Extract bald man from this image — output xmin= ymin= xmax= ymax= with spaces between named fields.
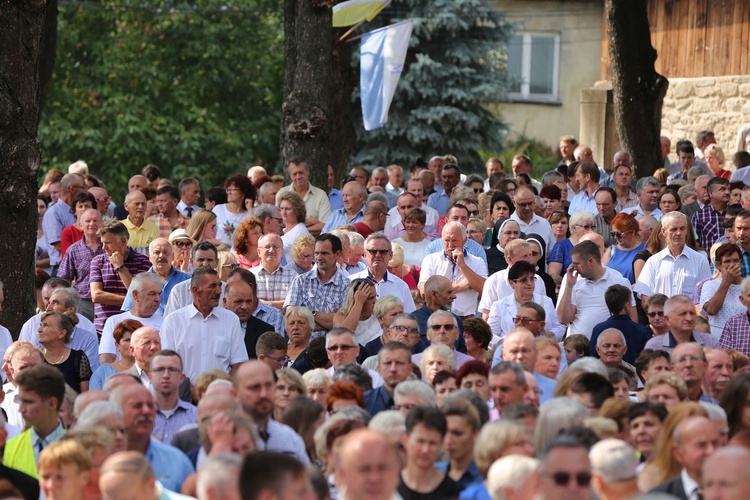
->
xmin=702 ymin=446 xmax=750 ymax=500
xmin=336 ymin=429 xmax=401 ymax=500
xmin=113 ymin=175 xmax=149 ymax=220
xmin=123 ymin=190 xmax=159 ymax=255
xmin=492 ymin=328 xmax=556 ymax=404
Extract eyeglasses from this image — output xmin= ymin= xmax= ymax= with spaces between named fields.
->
xmin=366 ymin=249 xmax=390 ymax=256
xmin=225 ymin=188 xmax=240 ymax=193
xmin=646 ymin=311 xmax=664 ymax=318
xmin=326 ymin=344 xmax=358 ymax=352
xmin=511 ymin=277 xmax=536 ymax=285
xmin=151 ymin=367 xmax=181 ymax=375
xmin=429 ymin=324 xmax=456 ymax=332
xmin=173 ymin=241 xmax=193 ymax=248
xmin=264 ymin=354 xmax=290 ymax=365
xmin=542 ymin=471 xmax=592 ymax=487
xmin=222 ymin=263 xmax=241 ymax=270
xmin=271 ymin=217 xmax=284 ymax=224
xmin=468 ymin=210 xmax=479 ymax=217
xmin=391 ymin=325 xmax=419 ymax=335
xmin=513 ymin=316 xmax=542 ymax=324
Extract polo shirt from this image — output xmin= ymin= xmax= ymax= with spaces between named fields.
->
xmin=633 ymin=245 xmax=711 ymax=301
xmin=99 ymin=310 xmax=164 ymax=358
xmin=89 ymin=248 xmax=151 ymax=331
xmin=160 ymin=305 xmax=249 ymax=380
xmin=42 ymin=198 xmax=76 ymax=266
xmin=121 ymin=266 xmax=191 ymax=316
xmin=122 ymin=217 xmax=160 ymax=255
xmin=321 ymin=207 xmax=365 ymax=233
xmin=427 ymin=189 xmax=452 ymax=215
xmin=419 ymin=250 xmax=488 ymax=316
xmin=145 ymin=438 xmax=195 ymax=493
xmin=348 ymin=270 xmax=416 ymax=313
xmin=643 ymin=331 xmax=718 ymax=354
xmin=276 ymin=183 xmax=332 ymax=223
xmin=510 ymin=213 xmax=555 ymax=256
xmin=566 ymin=267 xmax=633 ymax=339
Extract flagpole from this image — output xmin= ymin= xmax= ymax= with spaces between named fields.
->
xmin=339 ymin=19 xmax=366 ymax=42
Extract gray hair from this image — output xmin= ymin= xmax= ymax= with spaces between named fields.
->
xmin=442 ymin=221 xmax=467 ymax=238
xmin=661 ymin=210 xmax=687 ymax=230
xmin=589 ymin=438 xmax=639 ymax=483
xmin=258 ymin=181 xmax=276 ymax=196
xmin=302 ymin=368 xmax=332 ymax=388
xmin=368 ymin=410 xmax=406 ymax=434
xmin=663 ymin=294 xmax=693 ymax=316
xmin=334 ymin=405 xmax=372 ymax=423
xmin=541 ymin=170 xmax=564 ymax=185
xmin=364 ymin=232 xmax=392 ymax=250
xmin=420 ymin=344 xmax=457 ymax=374
xmin=394 ymin=380 xmax=436 ymax=407
xmin=741 ymin=276 xmax=750 ymax=295
xmin=129 ymin=272 xmax=163 ymax=295
xmin=487 ymin=456 xmax=539 ymax=500
xmin=253 ymin=203 xmax=280 ymax=221
xmin=325 ymin=327 xmax=356 ymax=348
xmin=50 ymin=287 xmax=82 ymax=311
xmin=427 ymin=310 xmax=458 ymax=329
xmin=348 ymin=232 xmax=365 ymax=248
xmin=285 ymin=306 xmax=315 ymax=331
xmin=570 ymin=357 xmax=609 ymax=378
xmin=197 ymin=453 xmax=243 ymax=499
xmin=390 ymin=313 xmax=418 ymax=328
xmin=699 ymin=402 xmax=728 ymax=427
xmin=596 ymin=328 xmax=627 ymax=348
xmin=612 ymin=150 xmax=631 ymax=164
xmin=490 ymin=361 xmax=527 ymax=386
xmin=75 ymin=401 xmax=124 ymax=430
xmin=534 ymin=397 xmax=589 ymax=455
xmin=635 ymin=176 xmax=660 ymax=193
xmin=367 ymin=192 xmax=389 ymax=206
xmin=570 ymin=210 xmax=595 ymax=229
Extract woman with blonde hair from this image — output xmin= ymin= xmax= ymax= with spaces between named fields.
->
xmin=534 ymin=337 xmax=562 ymax=380
xmin=285 ymin=306 xmax=314 ymax=364
xmin=333 ymin=279 xmax=381 ymax=345
xmin=638 ymin=402 xmax=708 ymax=491
xmin=644 ymin=371 xmax=688 ymax=408
xmin=217 ymin=250 xmax=238 ymax=281
xmin=232 ymin=216 xmax=263 ymax=269
xmin=386 ymin=243 xmax=419 ymax=290
xmin=38 ymin=439 xmax=92 ymax=500
xmin=420 ymin=344 xmax=456 ymax=384
xmin=704 ymin=143 xmax=731 ymax=178
xmin=186 ymin=209 xmax=227 ymax=250
xmin=38 ymin=311 xmax=91 ymax=392
xmin=279 ymin=191 xmax=309 ymax=263
xmin=273 ymin=368 xmax=306 ymax=421
xmin=286 ymin=234 xmax=315 ymax=274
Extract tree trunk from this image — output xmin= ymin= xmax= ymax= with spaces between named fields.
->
xmin=280 ymin=0 xmax=335 ymax=190
xmin=0 ymin=0 xmax=52 ymax=336
xmin=329 ymin=32 xmax=357 ymax=187
xmin=606 ymin=0 xmax=668 ymax=178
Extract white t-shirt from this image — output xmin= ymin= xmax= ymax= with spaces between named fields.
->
xmin=212 ymin=204 xmax=249 ymax=248
xmin=99 ymin=311 xmax=164 ymax=358
xmin=281 ymin=222 xmax=310 ymax=263
xmin=392 ymin=238 xmax=431 ymax=267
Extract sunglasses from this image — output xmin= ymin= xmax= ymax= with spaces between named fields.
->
xmin=366 ymin=249 xmax=390 ymax=256
xmin=542 ymin=471 xmax=592 ymax=487
xmin=174 ymin=241 xmax=193 ymax=248
xmin=610 ymin=231 xmax=630 ymax=238
xmin=429 ymin=324 xmax=456 ymax=332
xmin=647 ymin=311 xmax=664 ymax=318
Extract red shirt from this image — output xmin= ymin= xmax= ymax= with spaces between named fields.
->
xmin=353 ymin=222 xmax=375 ymax=238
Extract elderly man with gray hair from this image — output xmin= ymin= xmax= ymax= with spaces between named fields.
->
xmin=630 ymin=176 xmax=662 ymax=219
xmin=419 ymin=221 xmax=488 ymax=318
xmin=412 ymin=310 xmax=473 ymax=369
xmin=393 ymin=380 xmax=436 ymax=414
xmin=589 ymin=439 xmax=640 ymax=500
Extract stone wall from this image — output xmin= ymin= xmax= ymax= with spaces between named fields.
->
xmin=661 ymin=75 xmax=750 ymax=154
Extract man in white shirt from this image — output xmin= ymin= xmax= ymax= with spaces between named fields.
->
xmin=479 ymin=239 xmax=546 ymax=319
xmin=557 ymin=240 xmax=634 ymax=339
xmin=385 ymin=188 xmax=439 ymax=241
xmin=348 ymin=233 xmax=416 ymax=313
xmin=164 ymin=242 xmax=226 ymax=316
xmin=160 ymin=268 xmax=248 ymax=384
xmin=99 ymin=272 xmax=164 ymax=364
xmin=634 ymin=211 xmax=711 ymax=304
xmin=510 ymin=186 xmax=555 ymax=253
xmin=419 ymin=222 xmax=487 ymax=318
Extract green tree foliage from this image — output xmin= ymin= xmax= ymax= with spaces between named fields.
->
xmin=352 ymin=0 xmax=512 ymax=171
xmin=39 ymin=0 xmax=284 ymax=199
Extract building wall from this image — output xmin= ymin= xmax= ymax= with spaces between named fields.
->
xmin=492 ymin=0 xmax=603 ymax=149
xmin=660 ymin=75 xmax=750 ymax=154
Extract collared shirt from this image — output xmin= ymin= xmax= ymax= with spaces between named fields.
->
xmin=345 ymin=261 xmax=367 ymax=275
xmin=633 ymin=245 xmax=711 ymax=301
xmin=283 ymin=269 xmax=350 ymax=336
xmin=740 ymin=244 xmax=750 ymax=277
xmin=329 ymin=188 xmax=343 ymax=211
xmin=412 ymin=349 xmax=474 ymax=370
xmin=427 ymin=189 xmax=452 ymax=215
xmin=99 ymin=310 xmax=164 ymax=358
xmin=19 ymin=313 xmax=100 ymax=372
xmin=121 ymin=266 xmax=191 ymax=316
xmin=643 ymin=331 xmax=718 ymax=354
xmin=284 ymin=261 xmax=309 ymax=276
xmin=681 ymin=468 xmax=701 ymax=500
xmin=256 ymin=419 xmax=311 ymax=465
xmin=321 ymin=207 xmax=365 ymax=233
xmin=419 ymin=250 xmax=488 ymax=316
xmin=568 ymin=188 xmax=598 ymax=215
xmin=250 ymin=264 xmax=297 ymax=303
xmin=90 ymin=248 xmax=152 ymax=331
xmin=42 ymin=199 xmax=76 ymax=266
xmin=176 ymin=201 xmax=200 ymax=218
xmin=510 ymin=213 xmax=555 ymax=256
xmin=160 ymin=305 xmax=249 ymax=380
xmin=149 ymin=212 xmax=189 ymax=239
xmin=424 ymin=238 xmax=489 ymax=266
xmin=348 ymin=270 xmax=416 ymax=313
xmin=692 ymin=203 xmax=725 ymax=250
xmin=593 ymin=214 xmax=616 ymax=247
xmin=488 ymin=293 xmax=565 ymax=340
xmin=478 ymin=270 xmax=546 ymax=314
xmin=145 ymin=438 xmax=195 ymax=493
xmin=276 ymin=183 xmax=332 ymax=223
xmin=719 ymin=311 xmax=750 ymax=357
xmin=1 ymin=383 xmax=22 ymax=428
xmin=567 ymin=267 xmax=634 ymax=339
xmin=629 ymin=204 xmax=663 ymax=220
xmin=434 ymin=461 xmax=482 ymax=490
xmin=616 ymin=191 xmax=639 ymax=212
xmin=364 ymin=386 xmax=394 ymax=417
xmin=57 ymin=238 xmax=105 ymax=299
xmin=153 ymin=399 xmax=198 ymax=446
xmin=384 ymin=204 xmax=440 ymax=241
xmin=31 ymin=422 xmax=65 ymax=464
xmin=164 ymin=279 xmax=227 ymax=317
xmin=134 ymin=364 xmax=154 ymax=392
xmin=122 ymin=217 xmax=160 ymax=255
xmin=253 ymin=301 xmax=285 ymax=335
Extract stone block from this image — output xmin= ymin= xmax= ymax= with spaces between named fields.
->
xmin=695 ymin=86 xmax=716 ymax=98
xmin=694 ymin=78 xmax=716 ymax=87
xmin=693 ymin=98 xmax=719 ymax=114
xmin=719 ymin=83 xmax=739 ymax=97
xmin=739 ymin=83 xmax=750 ymax=95
xmin=672 ymin=84 xmax=693 ymax=99
xmin=725 ymin=98 xmax=744 ymax=112
xmin=673 ymin=98 xmax=691 ymax=111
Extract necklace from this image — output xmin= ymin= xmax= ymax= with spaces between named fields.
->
xmin=44 ymin=348 xmax=68 ymax=365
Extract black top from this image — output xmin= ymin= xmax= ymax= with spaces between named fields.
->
xmin=398 ymin=474 xmax=462 ymax=500
xmin=486 ymin=246 xmax=508 ymax=275
xmin=0 ymin=463 xmax=40 ymax=499
xmin=47 ymin=349 xmax=91 ymax=393
xmin=244 ymin=315 xmax=275 ymax=359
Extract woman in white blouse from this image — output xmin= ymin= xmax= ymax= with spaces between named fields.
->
xmin=700 ymin=242 xmax=744 ymax=339
xmin=393 ymin=207 xmax=430 ymax=267
xmin=279 ymin=191 xmax=310 ymax=263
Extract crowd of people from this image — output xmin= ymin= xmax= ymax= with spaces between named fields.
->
xmin=2 ymin=132 xmax=749 ymax=499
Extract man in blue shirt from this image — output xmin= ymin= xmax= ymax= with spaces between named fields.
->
xmin=428 ymin=163 xmax=460 ymax=215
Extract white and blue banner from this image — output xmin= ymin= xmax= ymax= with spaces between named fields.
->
xmin=360 ymin=20 xmax=413 ymax=131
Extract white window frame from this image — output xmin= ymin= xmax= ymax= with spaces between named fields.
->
xmin=508 ymin=31 xmax=561 ymax=103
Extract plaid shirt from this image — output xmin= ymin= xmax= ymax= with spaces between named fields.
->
xmin=153 ymin=399 xmax=198 ymax=446
xmin=250 ymin=264 xmax=297 ymax=303
xmin=90 ymin=248 xmax=152 ymax=332
xmin=283 ymin=268 xmax=350 ymax=336
xmin=692 ymin=204 xmax=725 ymax=251
xmin=740 ymin=245 xmax=750 ymax=278
xmin=57 ymin=239 xmax=105 ymax=299
xmin=720 ymin=311 xmax=750 ymax=357
xmin=149 ymin=213 xmax=189 ymax=239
